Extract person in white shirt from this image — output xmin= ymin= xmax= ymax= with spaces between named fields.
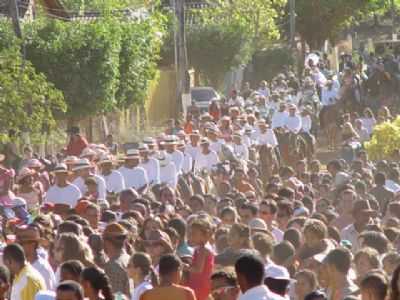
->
xmin=185 ymin=131 xmax=201 ymax=161
xmin=271 ymin=103 xmax=288 ymax=129
xmin=177 ymin=141 xmax=193 ymax=174
xmin=128 ymin=252 xmax=154 ymax=300
xmin=354 ymin=119 xmax=370 ymax=143
xmin=15 ymin=225 xmax=56 ymax=291
xmin=163 ymin=136 xmax=184 ymax=174
xmin=386 ymin=168 xmax=400 ymax=193
xmin=143 ymin=137 xmax=158 ymax=157
xmin=254 ymin=120 xmax=278 ymax=148
xmin=46 ymin=163 xmax=81 ymax=208
xmin=139 ymin=144 xmax=160 ymax=185
xmin=206 ymin=127 xmax=224 ymax=155
xmin=235 ymin=254 xmax=285 ymax=300
xmin=299 ymin=107 xmax=315 ymax=154
xmin=361 ymin=108 xmax=376 ymax=136
xmin=257 ymin=80 xmax=270 ymax=98
xmin=228 ymin=90 xmax=245 ymax=107
xmin=118 ymin=149 xmax=149 ymax=193
xmin=157 ymin=152 xmax=178 ymax=188
xmin=321 ymin=80 xmax=339 ymax=107
xmin=72 ymin=158 xmax=107 ymax=200
xmin=232 ymin=133 xmax=249 ymax=161
xmin=284 ymin=105 xmax=302 ymax=134
xmin=243 ymin=126 xmax=254 ymax=148
xmin=195 ymin=138 xmax=220 ymax=172
xmin=98 ymin=155 xmax=125 ymax=194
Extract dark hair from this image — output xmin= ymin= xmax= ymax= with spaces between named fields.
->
xmin=277 ymin=201 xmax=294 ymax=218
xmin=278 ymin=187 xmax=294 ymax=200
xmin=60 ymin=260 xmax=84 ymax=281
xmin=57 ymin=280 xmax=84 ymax=300
xmin=295 ymin=270 xmax=318 ymax=291
xmin=359 ymin=231 xmax=390 ymax=254
xmin=273 ymin=241 xmax=295 ymax=265
xmin=189 ymin=194 xmax=205 ymax=208
xmin=374 ymin=172 xmax=386 ymax=185
xmin=264 ymin=278 xmax=289 ymax=296
xmin=130 ymin=252 xmax=158 ymax=286
xmin=159 ymin=254 xmax=181 ymax=277
xmin=3 ymin=244 xmax=25 ymax=265
xmin=101 ymin=210 xmax=117 ymax=223
xmin=81 ymin=267 xmax=113 ymax=300
xmin=235 ymin=254 xmax=264 ymax=286
xmin=240 ymin=203 xmax=258 ymax=216
xmin=260 ymin=200 xmax=277 ymax=214
xmin=252 ymin=233 xmax=274 ymax=257
xmin=304 ymin=290 xmax=327 ymax=300
xmin=0 ymin=266 xmax=10 ymax=284
xmin=283 ymin=228 xmax=301 ymax=249
xmin=327 ymin=160 xmax=341 ymax=171
xmin=392 ymin=264 xmax=400 ymax=300
xmin=168 ymin=218 xmax=187 ymax=241
xmin=361 ymin=272 xmax=388 ymax=300
xmin=210 ymin=270 xmax=237 ymax=287
xmin=58 ymin=221 xmax=83 ymax=236
xmin=324 ymin=248 xmax=351 ymax=274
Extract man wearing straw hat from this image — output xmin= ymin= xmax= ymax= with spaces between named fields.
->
xmin=72 ymin=158 xmax=107 ymax=200
xmin=195 ymin=138 xmax=220 ymax=172
xmin=45 ymin=163 xmax=81 ymax=208
xmin=139 ymin=143 xmax=160 ymax=186
xmin=98 ymin=154 xmax=125 ymax=194
xmin=118 ymin=149 xmax=149 ymax=193
xmin=164 ymin=135 xmax=184 ymax=174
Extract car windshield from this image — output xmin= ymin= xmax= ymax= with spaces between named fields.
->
xmin=191 ymin=89 xmax=216 ymax=101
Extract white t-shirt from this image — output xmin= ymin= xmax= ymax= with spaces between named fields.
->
xmin=182 ymin=154 xmax=193 ymax=174
xmin=271 ymin=111 xmax=288 ymax=129
xmin=321 ymin=87 xmax=338 ymax=106
xmin=140 ymin=158 xmax=160 ymax=185
xmin=160 ymin=162 xmax=178 ymax=188
xmin=131 ymin=281 xmax=153 ymax=300
xmin=195 ymin=150 xmax=219 ymax=172
xmin=285 ymin=115 xmax=302 ymax=133
xmin=166 ymin=150 xmax=184 ymax=174
xmin=254 ymin=130 xmax=278 ymax=147
xmin=100 ymin=170 xmax=125 ymax=193
xmin=185 ymin=144 xmax=201 ymax=160
xmin=232 ymin=143 xmax=249 ymax=161
xmin=301 ymin=115 xmax=312 ymax=133
xmin=33 ymin=257 xmax=56 ymax=291
xmin=209 ymin=139 xmax=224 ymax=154
xmin=72 ymin=174 xmax=107 ymax=200
xmin=45 ymin=183 xmax=82 ymax=207
xmin=118 ymin=166 xmax=149 ymax=191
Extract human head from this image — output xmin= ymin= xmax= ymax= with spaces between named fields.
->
xmin=374 ymin=172 xmax=386 ymax=186
xmin=277 ymin=200 xmax=294 ymax=230
xmin=210 ymin=270 xmax=237 ymax=300
xmin=235 ymin=254 xmax=264 ymax=293
xmin=159 ymin=186 xmax=175 ymax=205
xmin=295 ymin=270 xmax=318 ymax=300
xmin=220 ymin=207 xmax=239 ymax=226
xmin=60 ymin=260 xmax=84 ymax=282
xmin=321 ymin=248 xmax=352 ymax=286
xmin=252 ymin=232 xmax=274 ymax=260
xmin=354 ymin=248 xmax=380 ymax=279
xmin=54 ymin=233 xmax=92 ymax=267
xmin=239 ymin=203 xmax=258 ymax=225
xmin=15 ymin=223 xmax=42 ymax=258
xmin=360 ymin=272 xmax=388 ymax=300
xmin=3 ymin=244 xmax=26 ymax=276
xmin=158 ymin=254 xmax=182 ymax=284
xmin=259 ymin=200 xmax=278 ymax=226
xmin=189 ymin=217 xmax=213 ymax=247
xmin=303 ymin=219 xmax=327 ymax=248
xmin=56 ymin=281 xmax=84 ymax=300
xmin=228 ymin=223 xmax=251 ymax=250
xmin=102 ymin=223 xmax=128 ymax=255
xmin=0 ymin=266 xmax=10 ymax=299
xmin=80 ymin=266 xmax=113 ymax=300
xmin=272 ymin=241 xmax=295 ymax=267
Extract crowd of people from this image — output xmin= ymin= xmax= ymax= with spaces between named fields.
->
xmin=0 ymin=54 xmax=400 ymax=300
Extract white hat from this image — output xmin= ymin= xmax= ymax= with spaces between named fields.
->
xmin=163 ymin=135 xmax=179 ymax=145
xmin=143 ymin=137 xmax=156 ymax=145
xmin=53 ymin=163 xmax=69 ymax=173
xmin=63 ymin=156 xmax=78 ymax=165
xmin=293 ymin=206 xmax=310 ymax=217
xmin=26 ymin=159 xmax=43 ymax=169
xmin=200 ymin=137 xmax=210 ymax=145
xmin=138 ymin=143 xmax=149 ymax=151
xmin=98 ymin=154 xmax=113 ymax=165
xmin=248 ymin=218 xmax=268 ymax=232
xmin=80 ymin=147 xmax=97 ymax=158
xmin=72 ymin=158 xmax=91 ymax=171
xmin=125 ymin=149 xmax=140 ymax=159
xmin=264 ymin=264 xmax=291 ymax=281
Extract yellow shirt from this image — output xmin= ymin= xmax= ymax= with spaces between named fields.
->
xmin=11 ymin=264 xmax=46 ymax=300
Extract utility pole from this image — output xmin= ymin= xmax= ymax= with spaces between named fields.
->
xmin=173 ymin=0 xmax=189 ymax=114
xmin=289 ymin=0 xmax=295 ymax=49
xmin=392 ymin=0 xmax=396 ymax=39
xmin=9 ymin=0 xmax=22 ymax=38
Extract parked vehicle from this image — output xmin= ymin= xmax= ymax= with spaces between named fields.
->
xmin=190 ymin=87 xmax=220 ymax=111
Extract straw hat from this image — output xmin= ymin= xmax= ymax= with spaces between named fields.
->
xmin=72 ymin=158 xmax=91 ymax=172
xmin=98 ymin=154 xmax=113 ymax=165
xmin=80 ymin=147 xmax=97 ymax=158
xmin=125 ymin=149 xmax=140 ymax=160
xmin=53 ymin=163 xmax=69 ymax=174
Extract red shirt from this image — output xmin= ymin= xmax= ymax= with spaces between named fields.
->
xmin=66 ymin=135 xmax=88 ymax=156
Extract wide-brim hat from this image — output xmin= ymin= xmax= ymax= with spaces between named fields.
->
xmin=26 ymin=159 xmax=43 ymax=169
xmin=138 ymin=143 xmax=149 ymax=151
xmin=63 ymin=156 xmax=78 ymax=165
xmin=163 ymin=135 xmax=179 ymax=145
xmin=200 ymin=137 xmax=210 ymax=145
xmin=53 ymin=163 xmax=69 ymax=174
xmin=143 ymin=137 xmax=156 ymax=145
xmin=98 ymin=154 xmax=114 ymax=165
xmin=72 ymin=158 xmax=91 ymax=171
xmin=125 ymin=149 xmax=140 ymax=159
xmin=15 ymin=225 xmax=42 ymax=243
xmin=80 ymin=147 xmax=97 ymax=158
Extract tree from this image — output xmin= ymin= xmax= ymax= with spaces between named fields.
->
xmin=295 ymin=0 xmax=388 ymax=49
xmin=0 ymin=45 xmax=66 ymax=140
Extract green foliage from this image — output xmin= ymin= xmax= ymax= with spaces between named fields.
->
xmin=365 ymin=116 xmax=400 ymax=160
xmin=25 ymin=18 xmax=121 ymax=119
xmin=295 ymin=0 xmax=386 ymax=49
xmin=0 ymin=41 xmax=66 ymax=140
xmin=251 ymin=47 xmax=294 ymax=82
xmin=187 ymin=22 xmax=250 ymax=87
